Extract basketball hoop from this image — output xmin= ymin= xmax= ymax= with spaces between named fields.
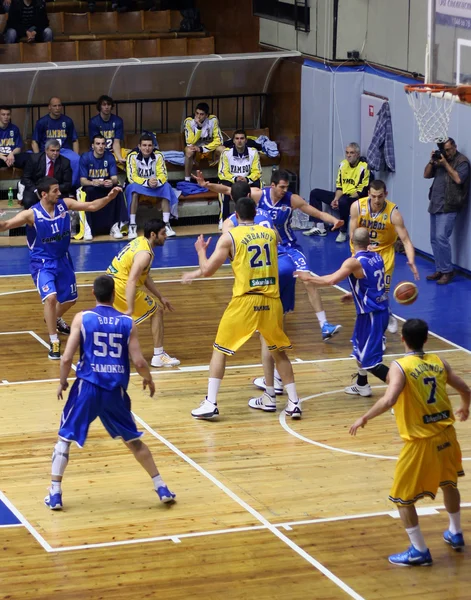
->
xmin=404 ymin=84 xmax=471 ymax=144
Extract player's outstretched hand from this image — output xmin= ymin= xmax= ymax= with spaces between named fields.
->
xmin=349 ymin=416 xmax=367 ymax=435
xmin=408 ymin=262 xmax=420 ymax=281
xmin=331 ymin=219 xmax=344 ymax=231
xmin=293 ymin=270 xmax=312 ymax=282
xmin=143 ymin=377 xmax=155 ymax=398
xmin=160 ymin=296 xmax=175 ymax=312
xmin=195 ymin=234 xmax=211 ymax=253
xmin=108 ymin=186 xmax=123 ymax=199
xmin=57 ymin=381 xmax=69 ymax=400
xmin=191 ymin=170 xmax=208 ymax=187
xmin=181 ymin=270 xmax=198 ymax=284
xmin=341 ymin=292 xmax=353 ymax=303
xmin=456 ymin=405 xmax=470 ymax=422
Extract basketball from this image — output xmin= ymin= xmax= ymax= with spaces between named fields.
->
xmin=393 ymin=281 xmax=418 ymax=305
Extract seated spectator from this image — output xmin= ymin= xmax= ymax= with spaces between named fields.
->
xmin=88 ymin=95 xmax=126 ymax=167
xmin=0 ymin=105 xmax=29 ymax=169
xmin=78 ymin=134 xmax=128 ymax=241
xmin=31 ymin=96 xmax=80 ymax=187
xmin=19 ymin=138 xmax=71 ymax=209
xmin=218 ymin=129 xmax=262 ymax=221
xmin=3 ymin=0 xmax=52 ymax=43
xmin=304 ymin=143 xmax=370 ymax=242
xmin=126 ymin=134 xmax=178 ymax=240
xmin=183 ymin=102 xmax=225 ymax=181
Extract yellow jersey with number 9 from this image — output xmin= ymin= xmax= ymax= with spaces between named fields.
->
xmin=393 ymin=353 xmax=455 ymax=441
xmin=353 ymin=197 xmax=398 ymax=253
xmin=229 ymin=225 xmax=279 ymax=299
xmin=106 ymin=236 xmax=154 ymax=287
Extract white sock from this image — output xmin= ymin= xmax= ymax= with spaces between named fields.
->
xmin=265 ymin=386 xmax=275 ymax=398
xmin=207 ymin=377 xmax=221 ymax=404
xmin=448 ymin=511 xmax=462 ymax=535
xmin=51 ymin=480 xmax=62 ymax=494
xmin=285 ymin=382 xmax=299 ymax=403
xmin=163 ymin=212 xmax=170 ymax=224
xmin=185 ymin=176 xmax=191 ymax=182
xmin=152 ymin=474 xmax=165 ymax=490
xmin=50 ymin=333 xmax=59 ymax=343
xmin=405 ymin=524 xmax=428 ymax=552
xmin=154 ymin=347 xmax=163 ymax=355
xmin=274 ymin=368 xmax=281 ymax=381
xmin=130 ymin=214 xmax=136 ymax=225
xmin=316 ymin=311 xmax=327 ymax=327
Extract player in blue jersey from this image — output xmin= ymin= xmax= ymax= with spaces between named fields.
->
xmin=88 ymin=95 xmax=125 ymax=165
xmin=194 ymin=169 xmax=344 ymax=342
xmin=0 ymin=177 xmax=122 ymax=360
xmin=296 ymin=228 xmax=390 ymax=394
xmin=44 ymin=275 xmax=175 ymax=510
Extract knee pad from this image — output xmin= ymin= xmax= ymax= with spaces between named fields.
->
xmin=367 ymin=363 xmax=389 ymax=382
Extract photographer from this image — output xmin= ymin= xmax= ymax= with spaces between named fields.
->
xmin=424 ymin=138 xmax=470 ymax=285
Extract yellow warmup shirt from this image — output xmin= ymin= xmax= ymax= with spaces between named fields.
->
xmin=107 ymin=236 xmax=154 ymax=287
xmin=336 ymin=158 xmax=370 ymax=196
xmin=394 ymin=353 xmax=455 ymax=441
xmin=229 ymin=225 xmax=279 ymax=299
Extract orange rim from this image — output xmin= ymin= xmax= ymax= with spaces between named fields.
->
xmin=404 ymin=83 xmax=460 ymax=94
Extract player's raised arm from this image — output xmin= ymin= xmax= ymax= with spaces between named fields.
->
xmin=128 ymin=323 xmax=155 ymax=397
xmin=442 ymin=359 xmax=471 ymax=421
xmin=192 ymin=170 xmax=231 ymax=195
xmin=64 ymin=187 xmax=122 ymax=213
xmin=0 ymin=208 xmax=34 ymax=232
xmin=291 ymin=194 xmax=344 ymax=230
xmin=194 ymin=233 xmax=232 ymax=278
xmin=349 ymin=362 xmax=405 ymax=435
xmin=57 ymin=312 xmax=83 ymax=399
xmin=295 ymin=257 xmax=362 ymax=287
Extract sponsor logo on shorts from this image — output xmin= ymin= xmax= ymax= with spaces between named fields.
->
xmin=250 ymin=277 xmax=276 ymax=287
xmin=42 ymin=284 xmax=49 ymax=292
xmin=437 ymin=441 xmax=451 ymax=451
xmin=423 ymin=410 xmax=450 ymax=424
xmin=254 ymin=305 xmax=270 ymax=312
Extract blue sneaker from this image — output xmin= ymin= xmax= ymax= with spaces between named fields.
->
xmin=388 ymin=545 xmax=432 ymax=566
xmin=157 ymin=485 xmax=176 ymax=504
xmin=44 ymin=491 xmax=63 ymax=510
xmin=322 ymin=322 xmax=342 ymax=341
xmin=443 ymin=529 xmax=465 ymax=550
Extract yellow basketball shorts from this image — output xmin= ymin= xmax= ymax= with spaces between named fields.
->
xmin=389 ymin=425 xmax=464 ymax=505
xmin=379 ymin=248 xmax=395 ymax=294
xmin=213 ymin=295 xmax=292 ymax=356
xmin=112 ymin=282 xmax=158 ymax=325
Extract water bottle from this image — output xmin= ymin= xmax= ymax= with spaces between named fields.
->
xmin=7 ymin=187 xmax=14 ymax=207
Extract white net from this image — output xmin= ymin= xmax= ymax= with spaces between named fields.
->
xmin=405 ymin=88 xmax=458 ymax=143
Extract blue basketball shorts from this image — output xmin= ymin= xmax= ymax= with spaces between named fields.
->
xmin=278 ymin=251 xmax=296 ymax=313
xmin=30 ymin=254 xmax=78 ymax=304
xmin=278 ymin=243 xmax=309 ymax=272
xmin=351 ymin=311 xmax=389 ymax=369
xmin=58 ymin=379 xmax=143 ymax=448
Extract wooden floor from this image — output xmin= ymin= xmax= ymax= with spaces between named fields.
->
xmin=0 ymin=268 xmax=470 ymax=599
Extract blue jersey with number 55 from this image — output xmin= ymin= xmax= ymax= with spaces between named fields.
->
xmin=348 ymin=251 xmax=389 ymax=314
xmin=27 ymin=198 xmax=71 ymax=260
xmin=76 ymin=305 xmax=133 ymax=390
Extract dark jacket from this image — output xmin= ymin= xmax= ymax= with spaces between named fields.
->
xmin=22 ymin=152 xmax=72 ymax=197
xmin=5 ymin=0 xmax=49 ymax=37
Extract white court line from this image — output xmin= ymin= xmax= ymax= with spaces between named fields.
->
xmin=129 ymin=413 xmax=365 ymax=600
xmin=280 ymin=388 xmax=471 ymax=462
xmin=0 ymin=491 xmax=52 ymax=552
xmin=0 ymin=331 xmax=33 ymax=335
xmin=27 ymin=331 xmax=77 ymax=372
xmin=0 ymin=523 xmax=23 ymax=529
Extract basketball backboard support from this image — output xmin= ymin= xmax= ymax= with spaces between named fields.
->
xmin=430 ymin=0 xmax=471 ymax=85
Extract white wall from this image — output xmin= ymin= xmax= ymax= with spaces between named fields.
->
xmin=300 ymin=63 xmax=471 ymax=269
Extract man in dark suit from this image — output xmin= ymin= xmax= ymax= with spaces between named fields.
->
xmin=20 ymin=139 xmax=72 ymax=209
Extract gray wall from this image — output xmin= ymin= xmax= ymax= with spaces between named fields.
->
xmin=300 ymin=63 xmax=471 ymax=269
xmin=260 ymin=0 xmax=428 ymax=75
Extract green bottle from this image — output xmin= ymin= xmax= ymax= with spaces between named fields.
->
xmin=7 ymin=187 xmax=14 ymax=207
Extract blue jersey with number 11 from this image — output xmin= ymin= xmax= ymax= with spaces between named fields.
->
xmin=348 ymin=251 xmax=388 ymax=314
xmin=76 ymin=305 xmax=133 ymax=390
xmin=27 ymin=199 xmax=71 ymax=260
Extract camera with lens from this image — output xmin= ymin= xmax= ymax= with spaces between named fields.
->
xmin=432 ymin=150 xmax=443 ymax=161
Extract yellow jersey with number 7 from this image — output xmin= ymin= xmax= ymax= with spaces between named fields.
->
xmin=393 ymin=353 xmax=455 ymax=441
xmin=228 ymin=225 xmax=279 ymax=299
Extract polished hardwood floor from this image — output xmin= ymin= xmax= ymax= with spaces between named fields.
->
xmin=0 ymin=269 xmax=470 ymax=599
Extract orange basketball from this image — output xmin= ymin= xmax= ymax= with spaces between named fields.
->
xmin=393 ymin=281 xmax=418 ymax=305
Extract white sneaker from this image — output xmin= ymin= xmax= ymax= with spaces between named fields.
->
xmin=84 ymin=221 xmax=93 ymax=241
xmin=335 ymin=231 xmax=347 ymax=243
xmin=248 ymin=392 xmax=276 ymax=412
xmin=191 ymin=397 xmax=219 ymax=420
xmin=344 ymin=383 xmax=372 ymax=397
xmin=218 ymin=219 xmax=223 ymax=231
xmin=387 ymin=314 xmax=398 ymax=334
xmin=128 ymin=224 xmax=137 ymax=240
xmin=151 ymin=352 xmax=180 ymax=368
xmin=253 ymin=376 xmax=284 ymax=395
xmin=285 ymin=399 xmax=302 ymax=419
xmin=17 ymin=181 xmax=25 ymax=202
xmin=110 ymin=222 xmax=123 ymax=239
xmin=165 ymin=223 xmax=176 ymax=237
xmin=302 ymin=225 xmax=327 ymax=237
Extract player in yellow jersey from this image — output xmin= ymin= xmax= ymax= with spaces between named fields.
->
xmin=350 ymin=319 xmax=470 ymax=566
xmin=182 ymin=196 xmax=301 ymax=420
xmin=349 ymin=179 xmax=419 ymax=334
xmin=106 ymin=219 xmax=180 ymax=368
